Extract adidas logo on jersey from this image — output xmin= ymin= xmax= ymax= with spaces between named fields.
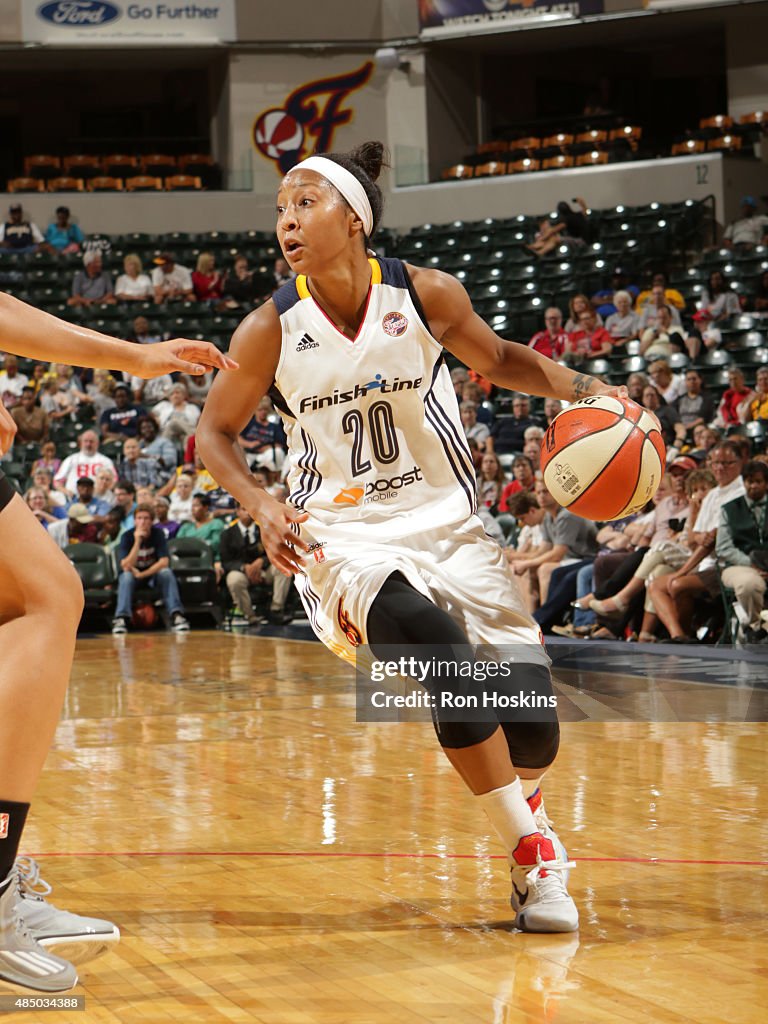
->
xmin=296 ymin=333 xmax=320 ymax=352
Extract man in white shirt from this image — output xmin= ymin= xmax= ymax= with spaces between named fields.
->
xmin=723 ymin=197 xmax=768 ymax=250
xmin=648 ymin=441 xmax=745 ymax=641
xmin=53 ymin=429 xmax=117 ymax=497
xmin=0 ymin=355 xmax=29 ymax=408
xmin=152 ymin=252 xmax=194 ymax=304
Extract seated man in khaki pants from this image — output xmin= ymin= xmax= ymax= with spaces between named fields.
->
xmin=220 ymin=502 xmax=292 ymax=626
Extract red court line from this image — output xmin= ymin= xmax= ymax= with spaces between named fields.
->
xmin=29 ymin=851 xmax=768 ymax=866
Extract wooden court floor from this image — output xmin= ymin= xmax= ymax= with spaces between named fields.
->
xmin=11 ymin=631 xmax=768 ymax=1023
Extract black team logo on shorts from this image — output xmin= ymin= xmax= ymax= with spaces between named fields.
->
xmin=337 ymin=597 xmax=362 ymax=647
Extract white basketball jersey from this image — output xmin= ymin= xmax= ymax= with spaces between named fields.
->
xmin=272 ymin=257 xmax=477 ymax=540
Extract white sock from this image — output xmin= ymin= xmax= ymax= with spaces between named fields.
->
xmin=476 ymin=777 xmax=542 ymax=864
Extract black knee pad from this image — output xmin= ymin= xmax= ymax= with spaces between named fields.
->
xmin=501 ymin=719 xmax=560 ymax=769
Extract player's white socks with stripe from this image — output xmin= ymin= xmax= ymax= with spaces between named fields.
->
xmin=476 ymin=777 xmax=546 ymax=866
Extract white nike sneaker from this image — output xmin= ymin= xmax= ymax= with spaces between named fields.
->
xmin=510 ymin=845 xmax=579 ymax=933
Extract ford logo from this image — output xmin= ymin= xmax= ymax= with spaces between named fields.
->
xmin=37 ymin=1 xmax=122 ymax=27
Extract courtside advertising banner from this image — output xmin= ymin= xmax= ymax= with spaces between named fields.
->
xmin=21 ymin=0 xmax=236 ymax=44
xmin=419 ymin=0 xmax=605 ymax=36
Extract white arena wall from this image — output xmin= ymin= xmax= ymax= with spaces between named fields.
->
xmin=2 ymin=154 xmax=764 ymax=241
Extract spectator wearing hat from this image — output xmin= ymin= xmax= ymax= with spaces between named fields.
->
xmin=0 ymin=202 xmax=47 ymax=254
xmin=72 ymin=475 xmax=112 ymax=521
xmin=152 ymin=252 xmax=194 ymax=304
xmin=11 ymin=385 xmax=48 ymax=441
xmin=100 ymin=383 xmax=147 ymax=441
xmin=48 ymin=502 xmax=101 ymax=549
xmin=44 ymin=206 xmax=84 ymax=254
xmin=68 ymin=251 xmax=115 ymax=307
xmin=723 ymin=197 xmax=768 ymax=251
xmin=115 ymin=254 xmax=153 ymax=302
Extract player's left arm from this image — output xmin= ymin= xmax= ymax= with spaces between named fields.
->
xmin=0 ymin=292 xmax=238 ymax=379
xmin=409 ymin=267 xmax=626 ymax=404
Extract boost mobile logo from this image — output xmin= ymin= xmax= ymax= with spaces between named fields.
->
xmin=299 ymin=374 xmax=423 ymax=413
xmin=252 ymin=63 xmax=373 ymax=175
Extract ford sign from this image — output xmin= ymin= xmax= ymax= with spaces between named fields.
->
xmin=37 ymin=1 xmax=122 ymax=27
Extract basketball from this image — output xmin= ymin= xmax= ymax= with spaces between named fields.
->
xmin=541 ymin=395 xmax=666 ymax=521
xmin=131 ymin=602 xmax=157 ymax=630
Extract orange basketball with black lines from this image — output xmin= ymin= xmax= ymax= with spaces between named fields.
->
xmin=541 ymin=396 xmax=666 ymax=521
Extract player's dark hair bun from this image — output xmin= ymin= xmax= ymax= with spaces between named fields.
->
xmin=348 ymin=141 xmax=388 ymax=184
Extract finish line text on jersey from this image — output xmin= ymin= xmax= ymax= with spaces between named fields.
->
xmin=299 ymin=376 xmax=423 ymax=413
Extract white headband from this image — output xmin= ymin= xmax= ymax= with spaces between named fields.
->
xmin=294 ymin=156 xmax=374 ymax=238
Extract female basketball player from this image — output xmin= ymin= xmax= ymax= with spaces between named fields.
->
xmin=0 ymin=293 xmax=236 ymax=991
xmin=197 ymin=142 xmax=627 ymax=934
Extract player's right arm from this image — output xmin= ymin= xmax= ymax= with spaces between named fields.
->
xmin=196 ymin=303 xmax=309 ymax=576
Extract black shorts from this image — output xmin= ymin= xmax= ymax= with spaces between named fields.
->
xmin=0 ymin=470 xmax=16 ymax=514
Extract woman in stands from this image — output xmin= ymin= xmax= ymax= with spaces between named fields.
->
xmin=699 ymin=270 xmax=741 ymax=322
xmin=198 ymin=141 xmax=629 ymax=935
xmin=0 ymin=293 xmax=236 ymax=992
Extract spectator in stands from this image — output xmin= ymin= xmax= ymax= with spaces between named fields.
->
xmin=718 ymin=460 xmax=768 ymax=635
xmin=488 ymin=394 xmax=542 ymax=454
xmin=754 ymin=270 xmax=768 ymax=313
xmin=626 ymin=372 xmax=649 ymax=403
xmin=129 ymin=367 xmax=173 ymax=410
xmin=698 ymin=270 xmax=740 ymax=322
xmin=461 ymin=381 xmax=492 ymax=424
xmin=136 ymin=415 xmax=177 ymax=479
xmin=636 ymin=272 xmax=685 ymax=314
xmin=0 ymin=202 xmax=46 ymax=254
xmin=528 ymin=308 xmax=568 ymax=360
xmin=542 ymin=399 xmax=562 ymax=429
xmin=117 ymin=437 xmax=165 ymax=490
xmin=592 ymin=267 xmax=640 ymax=317
xmin=38 ymin=372 xmax=73 ymax=422
xmin=178 ymin=370 xmax=214 ymax=409
xmin=605 ymin=290 xmax=640 ymax=345
xmin=176 ymin=492 xmax=225 ymax=580
xmin=639 ymin=305 xmax=687 ymax=359
xmin=642 ymin=384 xmax=680 ymax=446
xmin=115 ymin=254 xmax=153 ymax=302
xmin=44 ymin=206 xmax=84 ymax=254
xmin=460 ymin=400 xmax=489 ymax=448
xmin=715 ymin=368 xmax=754 ymax=428
xmin=221 ymin=254 xmax=268 ymax=310
xmin=638 ymin=283 xmax=683 ymax=332
xmin=450 ymin=367 xmax=470 ymax=399
xmin=68 ymin=251 xmax=115 ymax=307
xmin=100 ymin=382 xmax=147 ymax=441
xmin=111 ymin=503 xmax=189 ymax=635
xmin=556 ymin=198 xmax=590 ymax=248
xmin=523 ymin=436 xmax=542 ymax=472
xmin=28 ymin=362 xmax=46 ymax=395
xmin=505 ymin=489 xmax=551 ymax=611
xmin=47 ymin=501 xmax=102 ymax=549
xmin=11 ymin=385 xmax=48 ymax=442
xmin=239 ymin=397 xmax=286 ymax=476
xmin=74 ymin=475 xmax=111 ymax=521
xmin=221 ymin=502 xmax=293 ymax=626
xmin=648 ymin=441 xmax=745 ymax=641
xmin=153 ymin=495 xmax=180 ymax=540
xmin=744 ymin=366 xmax=768 ymax=422
xmin=31 ymin=467 xmax=65 ymax=511
xmin=564 ymin=310 xmax=614 ymax=360
xmin=127 ymin=315 xmax=162 ymax=345
xmin=113 ymin=479 xmax=137 ymax=534
xmin=722 ymin=197 xmax=768 ymax=251
xmin=498 ymin=454 xmax=536 ymax=513
xmin=476 ymin=452 xmax=505 ymax=513
xmin=167 ymin=472 xmax=195 ymax=524
xmin=0 ymin=355 xmax=29 ymax=408
xmin=564 ymin=294 xmax=602 ymax=333
xmin=31 ymin=441 xmax=60 ymax=479
xmin=648 ymin=359 xmax=686 ymax=403
xmin=25 ymin=486 xmax=64 ymax=528
xmin=273 ymin=257 xmax=294 ymax=289
xmin=153 ymin=382 xmax=201 ymax=446
xmin=192 ymin=252 xmax=224 ymax=304
xmin=527 ymin=218 xmax=564 ymax=258
xmin=84 ymin=369 xmax=116 ymax=422
xmin=674 ymin=369 xmax=715 ymax=442
xmin=92 ymin=465 xmax=116 ymax=509
xmin=530 ymin=505 xmax=599 ymax=634
xmin=54 ymin=429 xmax=117 ymax=496
xmin=152 ymin=252 xmax=194 ymax=304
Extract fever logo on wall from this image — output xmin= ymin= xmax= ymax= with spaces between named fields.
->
xmin=252 ymin=62 xmax=373 ymax=174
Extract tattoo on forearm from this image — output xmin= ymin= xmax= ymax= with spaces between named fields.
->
xmin=571 ymin=373 xmax=595 ymax=399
